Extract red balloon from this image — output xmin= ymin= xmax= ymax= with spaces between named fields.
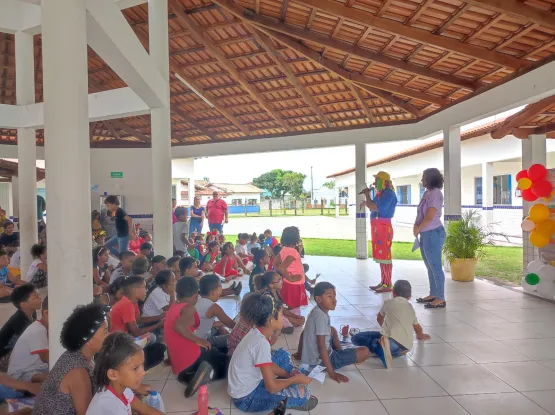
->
xmin=516 ymin=170 xmax=529 ymax=181
xmin=528 ymin=164 xmax=547 ymax=181
xmin=532 ymin=180 xmax=553 ymax=198
xmin=522 ymin=188 xmax=539 ymax=202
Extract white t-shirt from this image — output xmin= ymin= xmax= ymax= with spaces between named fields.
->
xmin=10 ymin=248 xmax=20 ymax=268
xmin=142 ymin=287 xmax=170 ymax=317
xmin=173 ymin=221 xmax=188 ymax=252
xmin=85 ymin=387 xmax=135 ymax=415
xmin=107 ymin=255 xmax=120 ymax=270
xmin=8 ymin=320 xmax=49 ymax=379
xmin=25 ymin=259 xmax=42 ymax=282
xmin=195 ymin=297 xmax=215 ymax=340
xmin=235 ymin=243 xmax=248 ymax=257
xmin=380 ymin=296 xmax=419 ymax=350
xmin=228 ymin=328 xmax=272 ymax=399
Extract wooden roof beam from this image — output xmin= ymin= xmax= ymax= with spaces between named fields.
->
xmin=109 ymin=120 xmax=151 ymax=142
xmin=298 ymin=0 xmax=527 ymax=70
xmin=491 ymin=95 xmax=555 ymax=139
xmin=348 ymin=84 xmax=376 ymax=123
xmin=169 ymin=0 xmax=291 ymax=132
xmin=171 ymin=106 xmax=216 ymax=140
xmin=460 ymin=1 xmax=555 ymax=31
xmin=252 ymin=29 xmax=332 ymax=127
xmin=103 ymin=120 xmax=122 ymax=140
xmin=213 ymin=1 xmax=477 ymax=91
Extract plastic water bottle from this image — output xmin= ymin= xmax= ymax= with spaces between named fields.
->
xmin=146 ymin=391 xmax=165 ymax=413
xmin=197 ymin=385 xmax=208 ymax=415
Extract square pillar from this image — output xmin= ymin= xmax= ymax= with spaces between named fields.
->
xmin=16 ymin=30 xmax=38 ymax=276
xmin=10 ymin=177 xmax=19 ymax=221
xmin=482 ymin=162 xmax=494 ymax=228
xmin=149 ymin=0 xmax=173 ymax=257
xmin=522 ymin=134 xmax=547 ymax=268
xmin=355 ymin=143 xmax=368 ymax=259
xmin=443 ymin=126 xmax=462 ymax=222
xmin=43 ymin=0 xmax=93 ymax=364
xmin=188 ymin=178 xmax=195 ymax=206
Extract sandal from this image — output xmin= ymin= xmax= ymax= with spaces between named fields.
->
xmin=416 ymin=297 xmax=436 ymax=303
xmin=424 ymin=301 xmax=446 ymax=309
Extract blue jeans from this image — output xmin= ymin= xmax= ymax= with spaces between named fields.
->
xmin=209 ymin=223 xmax=223 ymax=233
xmin=189 ymin=220 xmax=202 ymax=234
xmin=105 ymin=235 xmax=130 ymax=257
xmin=351 ymin=331 xmax=407 ymax=367
xmin=233 ymin=348 xmax=310 ymax=412
xmin=419 ymin=226 xmax=446 ymax=301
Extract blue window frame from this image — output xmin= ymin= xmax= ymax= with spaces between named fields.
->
xmin=475 ymin=177 xmax=483 ymax=205
xmin=396 ymin=185 xmax=411 ymax=205
xmin=475 ymin=174 xmax=512 ymax=206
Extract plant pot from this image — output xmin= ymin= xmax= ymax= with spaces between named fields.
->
xmin=449 ymin=258 xmax=477 ymax=282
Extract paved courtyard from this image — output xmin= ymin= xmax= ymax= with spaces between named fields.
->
xmin=90 ymin=256 xmax=555 ymax=414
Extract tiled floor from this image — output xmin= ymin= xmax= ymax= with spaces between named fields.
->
xmin=5 ymin=256 xmax=555 ymax=414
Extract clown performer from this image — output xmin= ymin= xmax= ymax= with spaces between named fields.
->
xmin=359 ymin=171 xmax=398 ymax=293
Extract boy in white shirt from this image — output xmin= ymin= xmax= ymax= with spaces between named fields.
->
xmin=8 ymin=296 xmax=49 ymax=382
xmin=352 ymin=280 xmax=430 ymax=368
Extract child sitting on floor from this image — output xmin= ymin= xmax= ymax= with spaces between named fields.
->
xmin=130 ymin=257 xmax=150 ymax=280
xmin=201 ymin=241 xmax=220 ymax=272
xmin=166 ymin=256 xmax=181 ymax=277
xmin=87 ymin=332 xmax=164 ymax=415
xmin=164 ymin=277 xmax=227 ymax=398
xmin=110 ymin=250 xmax=136 ymax=283
xmin=228 ymin=293 xmax=318 ymax=413
xmin=149 ymin=255 xmax=167 ymax=279
xmin=235 ymin=233 xmax=253 ymax=265
xmin=0 ymin=250 xmax=24 ymax=300
xmin=8 ymin=296 xmax=49 ymax=383
xmin=352 ymin=280 xmax=430 ymax=368
xmin=181 ymin=256 xmax=241 ymax=297
xmin=249 ymin=248 xmax=269 ymax=292
xmin=214 ymin=242 xmax=240 ymax=280
xmin=302 ymin=264 xmax=320 ymax=295
xmin=246 ymin=232 xmax=260 ymax=255
xmin=263 ymin=229 xmax=279 ymax=248
xmin=109 ymin=277 xmax=166 ymax=371
xmin=25 ymin=245 xmax=47 ymax=288
xmin=297 ymin=282 xmax=370 ymax=383
xmin=257 ymin=271 xmax=305 ymax=334
xmin=195 ymin=274 xmax=236 ymax=352
xmin=142 ymin=270 xmax=176 ymax=319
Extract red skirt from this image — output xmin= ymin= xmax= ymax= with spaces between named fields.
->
xmin=281 ymin=279 xmax=308 ymax=309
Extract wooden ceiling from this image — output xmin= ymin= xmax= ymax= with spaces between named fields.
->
xmin=1 ymin=0 xmax=555 ymax=147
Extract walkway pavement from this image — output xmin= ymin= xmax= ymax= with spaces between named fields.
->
xmin=104 ymin=256 xmax=555 ymax=414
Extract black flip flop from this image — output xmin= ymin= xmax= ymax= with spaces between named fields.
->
xmin=424 ymin=302 xmax=446 ymax=309
xmin=416 ymin=297 xmax=436 ymax=303
xmin=184 ymin=361 xmax=214 ymax=398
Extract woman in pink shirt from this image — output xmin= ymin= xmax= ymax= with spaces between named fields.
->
xmin=274 ymin=226 xmax=308 ymax=311
xmin=413 ymin=168 xmax=446 ymax=309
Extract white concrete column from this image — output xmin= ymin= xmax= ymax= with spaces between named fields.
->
xmin=16 ymin=30 xmax=38 ymax=277
xmin=355 ymin=143 xmax=368 ymax=259
xmin=481 ymin=162 xmax=494 ymax=228
xmin=43 ymin=0 xmax=92 ymax=364
xmin=188 ymin=178 xmax=195 ymax=206
xmin=522 ymin=134 xmax=547 ymax=268
xmin=443 ymin=127 xmax=462 ymax=222
xmin=149 ymin=0 xmax=173 ymax=257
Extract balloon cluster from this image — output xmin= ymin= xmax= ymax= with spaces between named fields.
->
xmin=522 ymin=260 xmax=555 ymax=300
xmin=517 ymin=164 xmax=553 ymax=202
xmin=521 ymin=203 xmax=555 ymax=248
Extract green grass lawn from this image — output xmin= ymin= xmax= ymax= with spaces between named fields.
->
xmin=301 ymin=238 xmax=523 ymax=284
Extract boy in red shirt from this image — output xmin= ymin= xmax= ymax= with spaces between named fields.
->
xmin=109 ymin=276 xmax=166 ymax=370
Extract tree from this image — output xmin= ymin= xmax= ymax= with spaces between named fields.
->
xmin=323 ymin=180 xmax=336 ymax=190
xmin=282 ymin=172 xmax=306 ymax=198
xmin=252 ymin=169 xmax=288 ymax=199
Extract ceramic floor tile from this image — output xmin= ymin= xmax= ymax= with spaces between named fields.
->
xmin=328 ymin=305 xmax=363 ymax=317
xmin=414 ymin=312 xmax=464 ymax=327
xmin=409 ymin=342 xmax=475 ymax=366
xmin=360 ymin=367 xmax=447 ymax=399
xmin=454 ymin=392 xmax=550 ymax=415
xmin=473 ymin=323 xmax=544 ymax=341
xmin=501 ymin=338 xmax=555 ymax=360
xmin=144 ymin=364 xmax=172 ymax=381
xmin=356 ymin=355 xmax=416 ymax=370
xmin=450 ymin=340 xmax=531 ymax=363
xmin=427 ymin=323 xmax=495 ymax=342
xmin=307 ymin=370 xmax=377 ymax=402
xmin=309 ymin=400 xmax=389 ymax=415
xmin=524 ymin=390 xmax=555 ymax=414
xmin=491 ymin=308 xmax=555 ymax=323
xmin=230 ymin=408 xmax=304 ymax=415
xmin=482 ymin=361 xmax=555 ymax=392
xmin=382 ymin=396 xmax=469 ymax=415
xmin=423 ymin=364 xmax=514 ymax=395
xmin=162 ymin=379 xmax=231 ymax=412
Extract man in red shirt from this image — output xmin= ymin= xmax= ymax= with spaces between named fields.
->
xmin=206 ymin=191 xmax=228 ymax=233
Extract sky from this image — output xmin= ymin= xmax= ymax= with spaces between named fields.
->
xmin=194 ymin=106 xmax=524 ymax=190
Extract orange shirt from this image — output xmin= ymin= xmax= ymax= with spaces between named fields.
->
xmin=110 ymin=296 xmax=139 ymax=333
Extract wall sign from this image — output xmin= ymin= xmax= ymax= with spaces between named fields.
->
xmin=111 ymin=172 xmax=124 ymax=179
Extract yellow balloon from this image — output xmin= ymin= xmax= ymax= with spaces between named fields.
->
xmin=529 ymin=204 xmax=550 ymax=222
xmin=518 ymin=177 xmax=532 ymax=190
xmin=530 ymin=230 xmax=551 ymax=248
xmin=536 ymin=219 xmax=555 ymax=236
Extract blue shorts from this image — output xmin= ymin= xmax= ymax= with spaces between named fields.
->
xmin=209 ymin=223 xmax=223 ymax=233
xmin=329 ymin=348 xmax=358 ymax=370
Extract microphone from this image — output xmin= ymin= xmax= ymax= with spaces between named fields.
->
xmin=358 ymin=185 xmax=374 ymax=195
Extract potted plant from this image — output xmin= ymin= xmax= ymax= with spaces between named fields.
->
xmin=443 ymin=210 xmax=502 ymax=282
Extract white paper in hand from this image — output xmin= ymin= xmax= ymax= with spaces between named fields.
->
xmin=412 ymin=237 xmax=420 ymax=253
xmin=307 ymin=365 xmax=327 ymax=384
